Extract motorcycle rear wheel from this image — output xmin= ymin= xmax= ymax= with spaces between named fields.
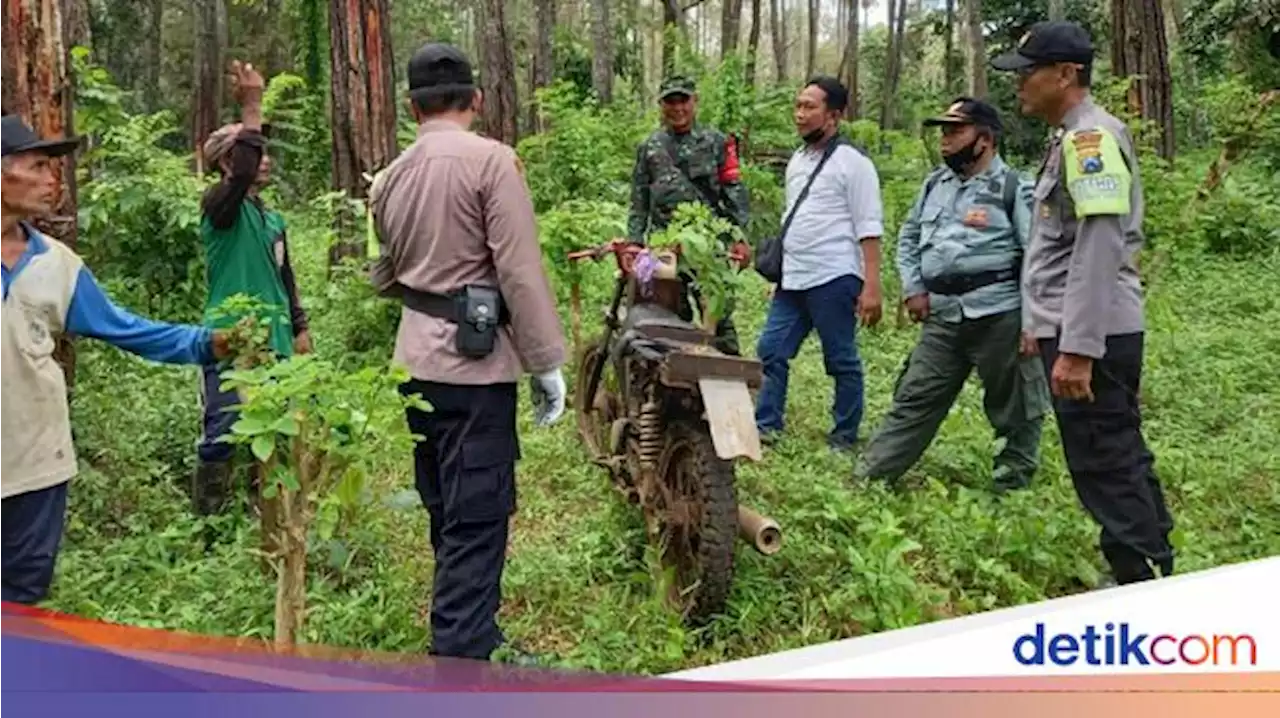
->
xmin=650 ymin=419 xmax=738 ymax=624
xmin=574 ymin=340 xmax=617 ymax=461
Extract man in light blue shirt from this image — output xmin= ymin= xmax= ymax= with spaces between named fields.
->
xmin=855 ymin=98 xmax=1050 ymax=492
xmin=755 ymin=76 xmax=884 ymax=451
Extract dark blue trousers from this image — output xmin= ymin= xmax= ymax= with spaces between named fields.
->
xmin=198 ymin=362 xmax=239 ymax=465
xmin=755 ymin=273 xmax=867 ymax=447
xmin=400 ymin=379 xmax=519 ymax=661
xmin=2 ymin=482 xmax=69 ymax=604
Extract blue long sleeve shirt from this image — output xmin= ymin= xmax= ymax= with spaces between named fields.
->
xmin=4 ymin=224 xmax=215 ymax=499
xmin=2 ymin=224 xmax=213 ymax=365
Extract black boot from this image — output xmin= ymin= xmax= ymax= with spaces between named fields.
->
xmin=192 ymin=461 xmax=234 ymax=516
xmin=192 ymin=461 xmax=234 ymax=551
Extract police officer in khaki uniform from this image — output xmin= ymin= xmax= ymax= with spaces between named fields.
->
xmin=369 ymin=43 xmax=568 ymax=660
xmin=992 ymin=21 xmax=1175 ymax=585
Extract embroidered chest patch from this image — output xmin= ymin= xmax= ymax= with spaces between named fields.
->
xmin=963 ymin=208 xmax=990 ymax=228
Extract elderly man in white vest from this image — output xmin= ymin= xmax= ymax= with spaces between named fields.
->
xmin=1 ymin=114 xmax=229 ymax=604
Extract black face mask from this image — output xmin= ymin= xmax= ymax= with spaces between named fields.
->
xmin=943 ymin=137 xmax=983 ymax=174
xmin=803 ymin=125 xmax=828 ymax=145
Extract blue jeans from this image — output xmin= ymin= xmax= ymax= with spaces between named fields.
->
xmin=198 ymin=362 xmax=239 ymax=464
xmin=755 ymin=274 xmax=865 ymax=447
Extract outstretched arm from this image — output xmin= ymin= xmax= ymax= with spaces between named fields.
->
xmin=65 ymin=267 xmax=214 ymax=365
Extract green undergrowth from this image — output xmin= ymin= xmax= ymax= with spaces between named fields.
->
xmin=52 ymin=224 xmax=1280 ymax=674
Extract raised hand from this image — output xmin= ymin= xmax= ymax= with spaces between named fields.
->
xmin=228 ymin=60 xmax=265 ymax=106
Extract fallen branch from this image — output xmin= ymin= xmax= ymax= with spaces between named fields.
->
xmin=1195 ymin=90 xmax=1279 ymax=202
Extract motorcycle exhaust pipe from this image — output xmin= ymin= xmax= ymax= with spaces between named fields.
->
xmin=738 ymin=505 xmax=782 ymax=556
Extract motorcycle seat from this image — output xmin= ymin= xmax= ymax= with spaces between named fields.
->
xmin=611 ymin=303 xmax=707 ymax=363
xmin=623 ymin=303 xmax=705 ymax=340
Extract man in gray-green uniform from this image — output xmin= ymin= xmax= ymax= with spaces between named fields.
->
xmin=628 ymin=74 xmax=750 ymax=355
xmin=855 ymin=98 xmax=1050 ymax=492
xmin=992 ymin=21 xmax=1175 ymax=585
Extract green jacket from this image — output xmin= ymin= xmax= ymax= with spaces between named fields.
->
xmin=627 ymin=125 xmax=750 ymax=244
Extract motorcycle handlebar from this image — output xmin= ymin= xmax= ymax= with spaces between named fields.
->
xmin=565 ymin=238 xmax=752 ymax=269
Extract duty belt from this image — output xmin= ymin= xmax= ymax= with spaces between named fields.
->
xmin=922 ymin=266 xmax=1021 ymax=297
xmin=400 ymin=286 xmax=512 ymax=325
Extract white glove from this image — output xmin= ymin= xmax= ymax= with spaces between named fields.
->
xmin=530 ymin=368 xmax=567 ymax=427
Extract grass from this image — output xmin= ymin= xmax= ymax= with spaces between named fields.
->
xmin=49 ymin=212 xmax=1280 ymax=676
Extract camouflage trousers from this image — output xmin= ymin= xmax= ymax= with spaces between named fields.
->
xmin=855 ymin=309 xmax=1050 ymax=491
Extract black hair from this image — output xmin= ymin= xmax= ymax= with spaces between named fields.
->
xmin=804 ymin=75 xmax=849 ymax=113
xmin=410 ymin=87 xmax=475 ymax=116
xmin=1076 ymin=63 xmax=1093 ymax=88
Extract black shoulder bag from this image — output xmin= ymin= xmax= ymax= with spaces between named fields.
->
xmin=754 ymin=136 xmax=845 ymax=285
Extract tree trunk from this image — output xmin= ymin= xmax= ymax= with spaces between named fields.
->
xmin=271 ymin=488 xmax=309 ymax=646
xmin=192 ymin=0 xmax=223 ymax=176
xmin=3 ymin=0 xmax=79 ymax=385
xmin=964 ymin=0 xmax=986 ymax=97
xmin=1111 ymin=0 xmax=1175 ymax=160
xmin=662 ymin=0 xmax=678 ymax=76
xmin=879 ymin=0 xmax=907 ymax=130
xmin=300 ymin=0 xmax=324 ymax=88
xmin=477 ymin=0 xmax=519 ymax=146
xmin=721 ymin=0 xmax=743 ymax=57
xmin=591 ymin=0 xmax=614 ymax=103
xmin=746 ymin=0 xmax=762 ymax=87
xmin=327 ymin=0 xmax=396 ymax=267
xmin=1049 ymin=0 xmax=1065 ymax=21
xmin=806 ymin=0 xmax=816 ymax=77
xmin=944 ymin=0 xmax=955 ymax=94
xmin=531 ymin=0 xmax=555 ymax=130
xmin=841 ymin=0 xmax=859 ymax=118
xmin=141 ymin=0 xmax=162 ymax=111
xmin=770 ymin=0 xmax=786 ymax=82
xmin=62 ymin=0 xmax=87 ymax=50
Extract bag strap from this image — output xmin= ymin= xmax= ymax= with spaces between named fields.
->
xmin=926 ymin=165 xmax=1013 ymax=221
xmin=778 ymin=135 xmax=846 ymax=242
xmin=1002 ymin=166 xmax=1019 ymax=221
xmin=659 ymin=132 xmax=725 ymax=217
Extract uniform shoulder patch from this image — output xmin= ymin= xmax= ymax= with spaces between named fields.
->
xmin=1062 ymin=127 xmax=1132 ymax=218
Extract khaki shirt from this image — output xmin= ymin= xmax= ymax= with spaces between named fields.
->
xmin=369 ymin=119 xmax=566 ymax=385
xmin=1023 ymin=95 xmax=1145 ymax=359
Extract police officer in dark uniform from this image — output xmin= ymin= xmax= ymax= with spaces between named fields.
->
xmin=992 ymin=22 xmax=1175 ymax=585
xmin=369 ymin=43 xmax=568 ymax=660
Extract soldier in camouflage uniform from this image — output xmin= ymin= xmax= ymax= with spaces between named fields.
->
xmin=627 ymin=74 xmax=751 ymax=355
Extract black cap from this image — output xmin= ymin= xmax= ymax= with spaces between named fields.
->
xmin=407 ymin=43 xmax=475 ymax=102
xmin=923 ymin=97 xmax=1004 ymax=134
xmin=1 ymin=114 xmax=81 ymax=158
xmin=990 ymin=21 xmax=1094 ymax=71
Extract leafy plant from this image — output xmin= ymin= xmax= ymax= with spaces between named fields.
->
xmin=205 ymin=295 xmax=428 ymax=645
xmin=646 ymin=202 xmax=746 ymax=328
